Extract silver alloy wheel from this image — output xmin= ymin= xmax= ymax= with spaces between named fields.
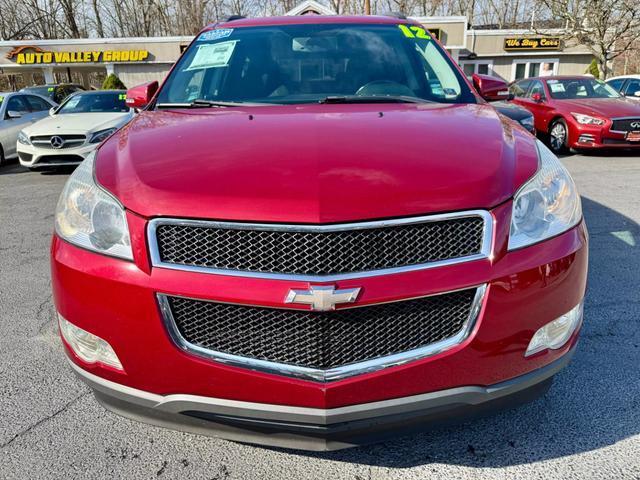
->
xmin=550 ymin=122 xmax=566 ymax=152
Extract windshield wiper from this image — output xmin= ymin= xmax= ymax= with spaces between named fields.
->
xmin=318 ymin=95 xmax=432 ymax=104
xmin=156 ymin=99 xmax=277 ymax=109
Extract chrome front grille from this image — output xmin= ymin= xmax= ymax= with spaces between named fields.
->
xmin=158 ymin=286 xmax=486 ymax=381
xmin=149 ymin=211 xmax=491 ymax=280
xmin=30 ymin=134 xmax=86 ymax=149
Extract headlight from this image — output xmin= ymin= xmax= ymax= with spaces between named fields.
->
xmin=519 ymin=115 xmax=535 ymax=132
xmin=508 ymin=140 xmax=582 ymax=250
xmin=571 ymin=112 xmax=605 ymax=126
xmin=55 ymin=151 xmax=132 ymax=259
xmin=89 ymin=127 xmax=117 ymax=144
xmin=17 ymin=130 xmax=31 ymax=145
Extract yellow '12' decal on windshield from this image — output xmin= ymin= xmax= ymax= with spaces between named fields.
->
xmin=398 ymin=24 xmax=431 ymax=40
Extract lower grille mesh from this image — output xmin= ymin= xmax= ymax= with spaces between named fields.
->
xmin=164 ymin=288 xmax=477 ymax=371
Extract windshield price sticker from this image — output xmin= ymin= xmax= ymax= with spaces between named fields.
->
xmin=118 ymin=94 xmax=127 ymax=100
xmin=549 ymin=83 xmax=565 ymax=93
xmin=198 ymin=29 xmax=234 ymax=42
xmin=186 ymin=41 xmax=237 ymax=71
xmin=399 ymin=24 xmax=431 ymax=40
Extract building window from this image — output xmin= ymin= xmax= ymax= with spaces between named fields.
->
xmin=460 ymin=60 xmax=494 ymax=78
xmin=511 ymin=59 xmax=558 ymax=80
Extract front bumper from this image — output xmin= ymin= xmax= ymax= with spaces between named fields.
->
xmin=70 ymin=349 xmax=573 ymax=451
xmin=17 ymin=142 xmax=96 ymax=168
xmin=568 ymin=124 xmax=640 ymax=149
xmin=52 ymin=202 xmax=588 ymax=448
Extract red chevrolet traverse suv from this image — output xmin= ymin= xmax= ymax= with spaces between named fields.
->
xmin=52 ymin=16 xmax=588 ymax=450
xmin=510 ymin=75 xmax=640 ymax=154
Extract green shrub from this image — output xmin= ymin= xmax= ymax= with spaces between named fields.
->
xmin=102 ymin=74 xmax=127 ymax=90
xmin=586 ymin=59 xmax=600 ymax=78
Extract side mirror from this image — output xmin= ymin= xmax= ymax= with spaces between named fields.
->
xmin=531 ymin=92 xmax=544 ymax=103
xmin=49 ymin=107 xmax=56 ymax=116
xmin=472 ymin=73 xmax=509 ymax=101
xmin=6 ymin=110 xmax=22 ymax=119
xmin=126 ymin=81 xmax=159 ymax=109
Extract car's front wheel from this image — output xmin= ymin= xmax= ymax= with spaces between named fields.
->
xmin=549 ymin=119 xmax=569 ymax=154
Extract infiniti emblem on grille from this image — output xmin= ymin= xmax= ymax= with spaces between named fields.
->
xmin=50 ymin=136 xmax=65 ymax=149
xmin=285 ymin=285 xmax=361 ymax=311
xmin=631 ymin=121 xmax=640 ymax=129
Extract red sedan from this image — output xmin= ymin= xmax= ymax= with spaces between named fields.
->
xmin=509 ymin=75 xmax=640 ymax=154
xmin=52 ymin=16 xmax=588 ymax=450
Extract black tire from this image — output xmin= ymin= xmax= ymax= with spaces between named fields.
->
xmin=548 ymin=119 xmax=569 ymax=155
xmin=0 ymin=144 xmax=4 ymax=166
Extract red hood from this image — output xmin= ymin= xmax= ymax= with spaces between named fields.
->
xmin=557 ymin=97 xmax=640 ymax=118
xmin=96 ymin=103 xmax=538 ymax=223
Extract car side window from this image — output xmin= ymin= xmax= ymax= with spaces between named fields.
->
xmin=526 ymin=81 xmax=546 ymax=99
xmin=25 ymin=95 xmax=51 ymax=111
xmin=623 ymin=79 xmax=640 ymax=97
xmin=5 ymin=96 xmax=30 ymax=116
xmin=510 ymin=80 xmax=531 ymax=98
xmin=607 ymin=79 xmax=625 ymax=93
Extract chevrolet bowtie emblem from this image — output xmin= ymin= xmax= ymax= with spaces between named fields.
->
xmin=285 ymin=285 xmax=361 ymax=311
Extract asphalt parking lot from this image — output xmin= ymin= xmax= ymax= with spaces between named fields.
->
xmin=1 ymin=151 xmax=639 ymax=480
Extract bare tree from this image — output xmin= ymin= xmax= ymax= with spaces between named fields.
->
xmin=92 ymin=0 xmax=106 ymax=37
xmin=536 ymin=0 xmax=640 ymax=78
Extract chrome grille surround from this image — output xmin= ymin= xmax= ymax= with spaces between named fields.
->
xmin=610 ymin=117 xmax=640 ymax=134
xmin=30 ymin=134 xmax=86 ymax=149
xmin=148 ymin=210 xmax=493 ymax=281
xmin=157 ymin=285 xmax=487 ymax=382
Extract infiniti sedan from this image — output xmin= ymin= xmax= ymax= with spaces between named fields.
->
xmin=510 ymin=75 xmax=640 ymax=153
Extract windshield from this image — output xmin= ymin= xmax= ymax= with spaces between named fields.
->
xmin=23 ymin=86 xmax=54 ymax=97
xmin=156 ymin=23 xmax=475 ymax=106
xmin=57 ymin=92 xmax=129 ymax=114
xmin=546 ymin=78 xmax=621 ymax=99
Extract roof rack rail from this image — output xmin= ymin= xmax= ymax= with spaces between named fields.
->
xmin=225 ymin=15 xmax=246 ymax=21
xmin=384 ymin=11 xmax=407 ymax=19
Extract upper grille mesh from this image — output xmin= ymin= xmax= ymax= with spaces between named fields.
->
xmin=154 ymin=216 xmax=485 ymax=276
xmin=165 ymin=288 xmax=476 ymax=370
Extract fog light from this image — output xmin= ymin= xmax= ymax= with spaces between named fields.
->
xmin=525 ymin=302 xmax=583 ymax=357
xmin=58 ymin=314 xmax=123 ymax=370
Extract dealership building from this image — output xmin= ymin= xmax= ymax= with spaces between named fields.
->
xmin=0 ymin=1 xmax=595 ymax=89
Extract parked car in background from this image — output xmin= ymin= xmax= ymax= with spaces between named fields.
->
xmin=492 ymin=100 xmax=536 ymax=134
xmin=606 ymin=75 xmax=640 ymax=100
xmin=21 ymin=83 xmax=86 ymax=105
xmin=0 ymin=91 xmax=56 ymax=165
xmin=17 ymin=90 xmax=134 ymax=170
xmin=53 ymin=17 xmax=587 ymax=451
xmin=510 ymin=75 xmax=640 ymax=153
xmin=468 ymin=74 xmax=535 ymax=134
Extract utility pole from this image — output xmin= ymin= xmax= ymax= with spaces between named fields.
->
xmin=364 ymin=0 xmax=370 ymax=15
